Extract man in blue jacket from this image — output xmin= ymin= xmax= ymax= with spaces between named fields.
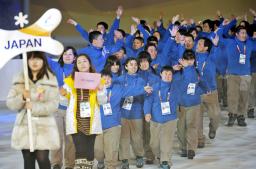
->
xmin=144 ymin=66 xmax=179 ymax=169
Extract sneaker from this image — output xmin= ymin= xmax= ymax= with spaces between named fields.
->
xmin=197 ymin=142 xmax=205 ymax=148
xmin=227 ymin=113 xmax=237 ymax=126
xmin=136 ymin=156 xmax=144 ymax=168
xmin=208 ymin=122 xmax=216 ymax=139
xmin=237 ymin=115 xmax=247 ymax=126
xmin=121 ymin=159 xmax=129 ymax=169
xmin=160 ymin=161 xmax=170 ymax=169
xmin=97 ymin=161 xmax=105 ymax=169
xmin=247 ymin=108 xmax=255 ymax=118
xmin=187 ymin=150 xmax=195 ymax=159
xmin=53 ymin=164 xmax=61 ymax=169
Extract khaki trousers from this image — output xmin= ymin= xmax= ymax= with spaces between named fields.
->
xmin=227 ymin=75 xmax=251 ymax=116
xmin=119 ymin=119 xmax=144 ymax=160
xmin=198 ymin=90 xmax=220 ymax=142
xmin=177 ymin=105 xmax=200 ymax=151
xmin=217 ymin=75 xmax=228 ymax=106
xmin=150 ymin=120 xmax=177 ymax=165
xmin=143 ymin=119 xmax=154 ymax=160
xmin=248 ymin=73 xmax=256 ymax=109
xmin=51 ymin=109 xmax=75 ymax=168
xmin=94 ymin=126 xmax=121 ymax=169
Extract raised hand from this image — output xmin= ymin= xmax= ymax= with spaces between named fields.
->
xmin=211 ymin=34 xmax=219 ymax=46
xmin=132 ymin=16 xmax=140 ymax=25
xmin=169 ymin=25 xmax=179 ymax=37
xmin=249 ymin=8 xmax=256 ymax=17
xmin=67 ymin=18 xmax=77 ymax=26
xmin=130 ymin=24 xmax=137 ymax=35
xmin=145 ymin=114 xmax=151 ymax=122
xmin=116 ymin=5 xmax=123 ymax=19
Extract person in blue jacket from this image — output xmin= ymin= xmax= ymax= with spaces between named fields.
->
xmin=67 ymin=6 xmax=123 ymax=47
xmin=137 ymin=51 xmax=160 ymax=164
xmin=144 ymin=66 xmax=179 ymax=169
xmin=219 ymin=25 xmax=256 ymax=126
xmin=103 ymin=55 xmax=122 ymax=81
xmin=177 ymin=50 xmax=201 ymax=160
xmin=77 ymin=31 xmax=124 ymax=73
xmin=195 ymin=37 xmax=221 ymax=148
xmin=47 ymin=46 xmax=77 ymax=169
xmin=94 ymin=70 xmax=152 ymax=169
xmin=115 ymin=57 xmax=147 ymax=169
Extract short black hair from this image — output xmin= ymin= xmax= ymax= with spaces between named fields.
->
xmin=124 ymin=57 xmax=138 ymax=72
xmin=189 ymin=27 xmax=198 ymax=35
xmin=147 ymin=36 xmax=158 ymax=44
xmin=198 ymin=37 xmax=212 ymax=52
xmin=116 ymin=29 xmax=126 ymax=38
xmin=133 ymin=36 xmax=144 ymax=44
xmin=161 ymin=66 xmax=174 ymax=74
xmin=97 ymin=21 xmax=108 ymax=30
xmin=182 ymin=49 xmax=196 ymax=60
xmin=235 ymin=25 xmax=247 ymax=34
xmin=144 ymin=43 xmax=157 ymax=51
xmin=184 ymin=33 xmax=194 ymax=41
xmin=203 ymin=19 xmax=214 ymax=31
xmin=89 ymin=31 xmax=102 ymax=43
xmin=138 ymin=51 xmax=152 ymax=65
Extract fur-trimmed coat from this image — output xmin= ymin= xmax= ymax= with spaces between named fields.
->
xmin=6 ymin=72 xmax=60 ymax=150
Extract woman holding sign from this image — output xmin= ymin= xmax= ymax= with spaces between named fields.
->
xmin=62 ymin=54 xmax=103 ymax=169
xmin=6 ymin=51 xmax=60 ymax=169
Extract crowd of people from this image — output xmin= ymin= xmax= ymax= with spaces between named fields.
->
xmin=6 ymin=5 xmax=256 ymax=169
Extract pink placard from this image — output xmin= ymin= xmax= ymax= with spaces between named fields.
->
xmin=74 ymin=72 xmax=101 ymax=89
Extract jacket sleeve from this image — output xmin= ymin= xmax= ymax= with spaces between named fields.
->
xmin=6 ymin=84 xmax=25 ymax=112
xmin=75 ymin=24 xmax=89 ymax=42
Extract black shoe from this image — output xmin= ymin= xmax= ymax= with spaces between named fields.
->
xmin=208 ymin=122 xmax=216 ymax=139
xmin=247 ymin=108 xmax=255 ymax=118
xmin=227 ymin=113 xmax=237 ymax=126
xmin=160 ymin=161 xmax=170 ymax=169
xmin=136 ymin=156 xmax=144 ymax=168
xmin=187 ymin=150 xmax=195 ymax=159
xmin=145 ymin=158 xmax=154 ymax=164
xmin=197 ymin=142 xmax=205 ymax=148
xmin=237 ymin=115 xmax=247 ymax=126
xmin=53 ymin=164 xmax=61 ymax=169
xmin=180 ymin=149 xmax=187 ymax=157
xmin=121 ymin=159 xmax=129 ymax=169
xmin=97 ymin=161 xmax=105 ymax=169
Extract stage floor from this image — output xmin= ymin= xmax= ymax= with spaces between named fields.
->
xmin=0 ymin=106 xmax=256 ymax=169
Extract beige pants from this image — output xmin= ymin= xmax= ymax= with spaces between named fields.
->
xmin=198 ymin=90 xmax=220 ymax=142
xmin=119 ymin=119 xmax=144 ymax=160
xmin=227 ymin=75 xmax=251 ymax=116
xmin=150 ymin=120 xmax=177 ymax=165
xmin=217 ymin=75 xmax=228 ymax=106
xmin=248 ymin=73 xmax=256 ymax=109
xmin=94 ymin=126 xmax=121 ymax=169
xmin=143 ymin=119 xmax=154 ymax=160
xmin=177 ymin=105 xmax=200 ymax=151
xmin=51 ymin=109 xmax=75 ymax=168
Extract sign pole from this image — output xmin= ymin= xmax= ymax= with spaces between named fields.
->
xmin=22 ymin=52 xmax=34 ymax=152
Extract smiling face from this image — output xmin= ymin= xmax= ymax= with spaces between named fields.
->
xmin=93 ymin=35 xmax=104 ymax=48
xmin=147 ymin=46 xmax=157 ymax=59
xmin=125 ymin=60 xmax=138 ymax=74
xmin=76 ymin=55 xmax=90 ymax=72
xmin=133 ymin=39 xmax=144 ymax=50
xmin=139 ymin=59 xmax=150 ymax=71
xmin=160 ymin=70 xmax=172 ymax=82
xmin=62 ymin=49 xmax=75 ymax=64
xmin=111 ymin=62 xmax=120 ymax=74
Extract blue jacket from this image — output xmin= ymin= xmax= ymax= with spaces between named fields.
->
xmin=47 ymin=57 xmax=74 ymax=110
xmin=99 ymin=83 xmax=145 ymax=130
xmin=75 ymin=18 xmax=120 ymax=46
xmin=196 ymin=52 xmax=217 ymax=93
xmin=144 ymin=80 xmax=179 ymax=123
xmin=77 ymin=40 xmax=123 ymax=72
xmin=179 ymin=66 xmax=201 ymax=107
xmin=221 ymin=37 xmax=256 ymax=75
xmin=114 ymin=73 xmax=146 ymax=119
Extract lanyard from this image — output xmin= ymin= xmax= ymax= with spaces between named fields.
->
xmin=158 ymin=91 xmax=170 ymax=102
xmin=107 ymin=90 xmax=112 ymax=103
xmin=235 ymin=41 xmax=246 ymax=55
